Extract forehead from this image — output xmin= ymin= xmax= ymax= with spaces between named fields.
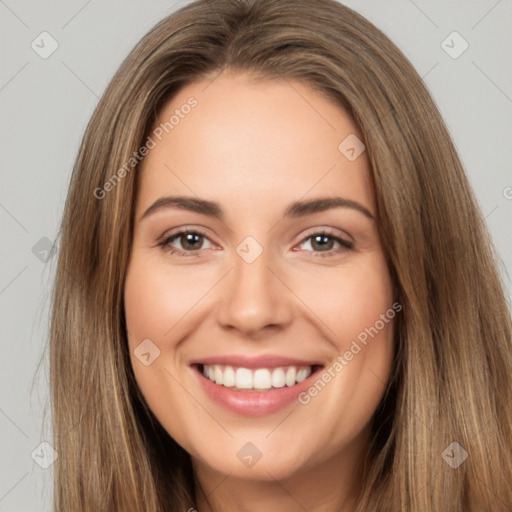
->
xmin=136 ymin=72 xmax=373 ymax=219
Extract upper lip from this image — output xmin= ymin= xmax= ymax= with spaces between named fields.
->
xmin=189 ymin=355 xmax=324 ymax=369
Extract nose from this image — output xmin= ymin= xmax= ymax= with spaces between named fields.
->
xmin=216 ymin=247 xmax=293 ymax=338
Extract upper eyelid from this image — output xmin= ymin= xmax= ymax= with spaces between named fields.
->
xmin=296 ymin=226 xmax=353 ymax=244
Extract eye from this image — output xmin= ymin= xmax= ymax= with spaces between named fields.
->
xmin=158 ymin=228 xmax=353 ymax=258
xmin=158 ymin=229 xmax=215 ymax=257
xmin=295 ymin=230 xmax=353 ymax=257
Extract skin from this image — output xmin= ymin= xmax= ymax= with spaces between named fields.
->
xmin=124 ymin=71 xmax=396 ymax=512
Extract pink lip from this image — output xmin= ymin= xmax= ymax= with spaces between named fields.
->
xmin=190 ymin=362 xmax=324 ymax=416
xmin=189 ymin=354 xmax=322 ymax=369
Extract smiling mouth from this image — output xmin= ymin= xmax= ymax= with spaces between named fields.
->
xmin=194 ymin=364 xmax=324 ymax=392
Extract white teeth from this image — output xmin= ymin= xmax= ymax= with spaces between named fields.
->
xmin=285 ymin=367 xmax=296 ymax=386
xmin=253 ymin=369 xmax=272 ymax=389
xmin=235 ymin=368 xmax=253 ymax=389
xmin=271 ymin=368 xmax=286 ymax=388
xmin=201 ymin=364 xmax=314 ymax=390
xmin=214 ymin=366 xmax=223 ymax=385
xmin=296 ymin=368 xmax=309 ymax=382
xmin=223 ymin=366 xmax=235 ymax=387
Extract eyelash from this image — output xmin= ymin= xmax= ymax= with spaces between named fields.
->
xmin=157 ymin=228 xmax=354 ymax=258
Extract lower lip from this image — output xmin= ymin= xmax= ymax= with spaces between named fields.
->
xmin=192 ymin=365 xmax=322 ymax=416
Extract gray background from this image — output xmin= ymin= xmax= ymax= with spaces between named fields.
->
xmin=1 ymin=0 xmax=511 ymax=510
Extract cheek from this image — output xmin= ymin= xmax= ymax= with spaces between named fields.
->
xmin=291 ymin=254 xmax=396 ymax=414
xmin=288 ymin=256 xmax=395 ymax=445
xmin=123 ymin=257 xmax=205 ymax=446
xmin=292 ymin=254 xmax=395 ymax=349
xmin=124 ymin=257 xmax=215 ymax=343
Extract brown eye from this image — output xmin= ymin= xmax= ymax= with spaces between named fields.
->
xmin=174 ymin=232 xmax=204 ymax=251
xmin=297 ymin=232 xmax=353 ymax=257
xmin=310 ymin=234 xmax=336 ymax=251
xmin=158 ymin=229 xmax=215 ymax=257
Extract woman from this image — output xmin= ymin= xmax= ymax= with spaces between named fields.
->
xmin=49 ymin=0 xmax=512 ymax=510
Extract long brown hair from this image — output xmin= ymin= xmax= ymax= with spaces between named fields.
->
xmin=49 ymin=0 xmax=512 ymax=510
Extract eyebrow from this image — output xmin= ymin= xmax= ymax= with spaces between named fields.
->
xmin=140 ymin=195 xmax=375 ymax=222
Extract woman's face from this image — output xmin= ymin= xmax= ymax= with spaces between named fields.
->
xmin=124 ymin=71 xmax=396 ymax=483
